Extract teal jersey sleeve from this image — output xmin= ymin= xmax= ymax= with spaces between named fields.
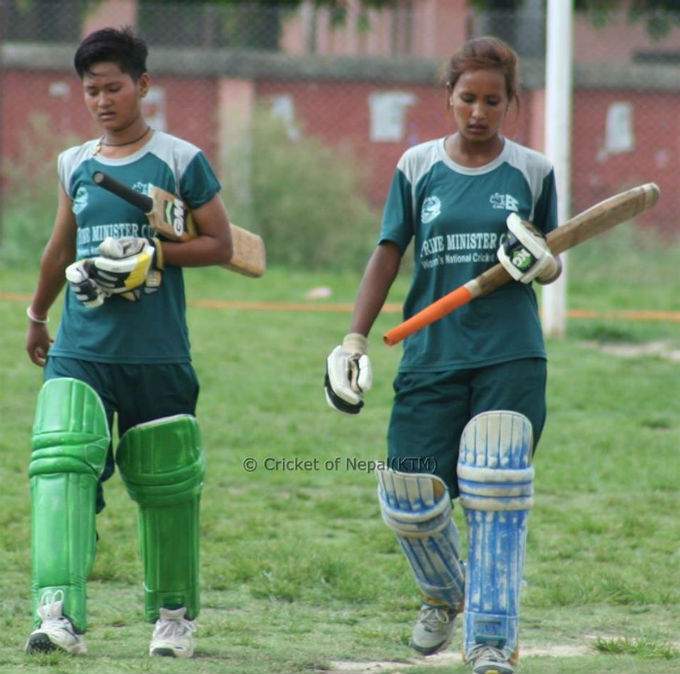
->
xmin=534 ymin=169 xmax=558 ymax=235
xmin=50 ymin=131 xmax=221 ymax=364
xmin=379 ymin=169 xmax=414 ymax=253
xmin=386 ymin=138 xmax=558 ymax=373
xmin=179 ymin=151 xmax=221 ymax=210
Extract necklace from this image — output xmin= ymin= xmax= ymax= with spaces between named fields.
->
xmin=93 ymin=126 xmax=151 ymax=156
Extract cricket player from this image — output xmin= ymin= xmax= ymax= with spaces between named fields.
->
xmin=24 ymin=26 xmax=233 ymax=658
xmin=325 ymin=37 xmax=562 ymax=674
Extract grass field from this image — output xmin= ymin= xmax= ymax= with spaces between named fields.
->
xmin=1 ymin=231 xmax=679 ymax=674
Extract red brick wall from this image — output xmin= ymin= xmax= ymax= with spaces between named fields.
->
xmin=570 ymin=89 xmax=676 ymax=234
xmin=255 ymin=80 xmax=535 ymax=207
xmin=153 ymin=75 xmax=218 ymax=158
xmin=0 ymin=70 xmax=217 ymax=167
xmin=257 ymin=79 xmax=451 ymax=205
xmin=1 ymin=67 xmax=674 ymax=233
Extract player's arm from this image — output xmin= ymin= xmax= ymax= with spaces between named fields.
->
xmin=82 ymin=193 xmax=235 ymax=305
xmin=325 ymin=241 xmax=402 ymax=414
xmin=536 ymin=248 xmax=562 ymax=285
xmin=350 ymin=241 xmax=403 ymax=336
xmin=529 ymin=168 xmax=562 ymax=285
xmin=159 ymin=194 xmax=233 ymax=268
xmin=26 ymin=184 xmax=77 ymax=366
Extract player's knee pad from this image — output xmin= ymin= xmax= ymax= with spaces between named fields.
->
xmin=376 ymin=468 xmax=465 ymax=609
xmin=457 ymin=410 xmax=534 ymax=662
xmin=29 ymin=377 xmax=110 ymax=632
xmin=116 ymin=414 xmax=204 ymax=621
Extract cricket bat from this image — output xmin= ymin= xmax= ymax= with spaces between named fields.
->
xmin=92 ymin=170 xmax=266 ymax=278
xmin=383 ymin=182 xmax=660 ymax=346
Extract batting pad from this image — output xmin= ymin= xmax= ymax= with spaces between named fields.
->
xmin=457 ymin=410 xmax=534 ymax=662
xmin=116 ymin=414 xmax=204 ymax=622
xmin=29 ymin=377 xmax=111 ymax=632
xmin=377 ymin=469 xmax=465 ymax=609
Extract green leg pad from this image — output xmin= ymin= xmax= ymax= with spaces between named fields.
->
xmin=116 ymin=414 xmax=205 ymax=622
xmin=29 ymin=378 xmax=110 ymax=632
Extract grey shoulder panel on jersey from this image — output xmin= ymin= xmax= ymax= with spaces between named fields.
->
xmin=396 ymin=138 xmax=442 ymax=186
xmin=396 ymin=138 xmax=444 ymax=226
xmin=58 ymin=140 xmax=100 ymax=198
xmin=147 ymin=131 xmax=203 ymax=186
xmin=503 ymin=140 xmax=554 ymax=217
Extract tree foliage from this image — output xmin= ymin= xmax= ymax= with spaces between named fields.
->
xmin=139 ymin=0 xmax=399 ymax=12
xmin=471 ymin=0 xmax=680 ymax=40
xmin=143 ymin=0 xmax=401 ymax=28
xmin=576 ymin=0 xmax=680 ymax=39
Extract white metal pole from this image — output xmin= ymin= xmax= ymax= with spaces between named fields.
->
xmin=542 ymin=0 xmax=573 ymax=338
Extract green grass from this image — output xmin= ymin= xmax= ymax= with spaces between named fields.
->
xmin=1 ymin=235 xmax=680 ymax=673
xmin=595 ymin=636 xmax=678 ymax=659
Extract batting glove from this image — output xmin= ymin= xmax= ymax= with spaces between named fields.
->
xmin=325 ymin=333 xmax=373 ymax=415
xmin=65 ymin=260 xmax=106 ymax=308
xmin=92 ymin=236 xmax=162 ymax=301
xmin=497 ymin=213 xmax=558 ymax=284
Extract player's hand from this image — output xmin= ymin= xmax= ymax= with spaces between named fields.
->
xmin=65 ymin=259 xmax=106 ymax=308
xmin=325 ymin=333 xmax=373 ymax=415
xmin=497 ymin=213 xmax=559 ymax=284
xmin=26 ymin=318 xmax=53 ymax=367
xmin=92 ymin=236 xmax=155 ymax=298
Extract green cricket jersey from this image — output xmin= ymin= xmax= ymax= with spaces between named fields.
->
xmin=49 ymin=130 xmax=221 ymax=364
xmin=380 ymin=136 xmax=558 ymax=372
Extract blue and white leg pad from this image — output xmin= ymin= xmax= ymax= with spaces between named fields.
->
xmin=457 ymin=410 xmax=534 ymax=661
xmin=376 ymin=468 xmax=465 ymax=609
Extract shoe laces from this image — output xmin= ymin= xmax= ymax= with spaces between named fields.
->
xmin=154 ymin=609 xmax=196 ymax=640
xmin=470 ymin=643 xmax=507 ymax=663
xmin=37 ymin=590 xmax=69 ymax=627
xmin=419 ymin=605 xmax=452 ymax=629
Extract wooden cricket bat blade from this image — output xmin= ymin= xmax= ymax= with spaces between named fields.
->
xmin=92 ymin=170 xmax=266 ymax=277
xmin=383 ymin=182 xmax=660 ymax=346
xmin=227 ymin=225 xmax=266 ymax=278
xmin=93 ymin=170 xmax=194 ymax=241
xmin=546 ymin=182 xmax=659 ymax=255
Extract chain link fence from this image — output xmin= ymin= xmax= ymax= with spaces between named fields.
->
xmin=0 ymin=0 xmax=678 ymax=266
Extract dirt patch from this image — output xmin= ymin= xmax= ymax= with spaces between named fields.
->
xmin=327 ymin=644 xmax=591 ymax=674
xmin=582 ymin=339 xmax=680 ymax=361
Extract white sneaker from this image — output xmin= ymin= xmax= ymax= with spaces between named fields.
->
xmin=470 ymin=644 xmax=515 ymax=674
xmin=149 ymin=607 xmax=196 ymax=658
xmin=25 ymin=590 xmax=87 ymax=655
xmin=411 ymin=603 xmax=458 ymax=655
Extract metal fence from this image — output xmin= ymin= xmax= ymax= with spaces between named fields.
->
xmin=1 ymin=0 xmax=678 ymax=249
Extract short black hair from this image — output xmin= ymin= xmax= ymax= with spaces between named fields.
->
xmin=74 ymin=26 xmax=148 ymax=80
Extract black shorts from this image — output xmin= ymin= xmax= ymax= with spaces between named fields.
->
xmin=387 ymin=358 xmax=547 ymax=496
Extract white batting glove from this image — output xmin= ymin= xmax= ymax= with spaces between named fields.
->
xmin=65 ymin=260 xmax=106 ymax=308
xmin=325 ymin=333 xmax=373 ymax=415
xmin=91 ymin=236 xmax=156 ymax=300
xmin=497 ymin=213 xmax=558 ymax=284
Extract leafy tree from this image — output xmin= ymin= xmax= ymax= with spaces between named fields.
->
xmin=133 ymin=0 xmax=404 ymax=49
xmin=576 ymin=0 xmax=680 ymax=40
xmin=147 ymin=0 xmax=399 ymax=10
xmin=471 ymin=0 xmax=680 ymax=40
xmin=3 ymin=0 xmax=403 ymax=48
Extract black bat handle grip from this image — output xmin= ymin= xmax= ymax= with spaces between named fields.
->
xmin=92 ymin=171 xmax=154 ymax=213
